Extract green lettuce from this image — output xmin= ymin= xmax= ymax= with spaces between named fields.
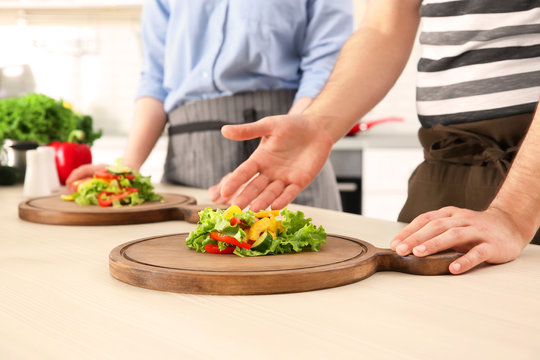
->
xmin=0 ymin=93 xmax=101 ymax=145
xmin=186 ymin=207 xmax=327 ymax=256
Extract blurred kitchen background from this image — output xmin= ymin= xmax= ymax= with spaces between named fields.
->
xmin=0 ymin=0 xmax=423 ymax=221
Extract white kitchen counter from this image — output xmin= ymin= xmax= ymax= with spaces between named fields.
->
xmin=333 ymin=132 xmax=421 ymax=150
xmin=1 ymin=183 xmax=539 ymax=359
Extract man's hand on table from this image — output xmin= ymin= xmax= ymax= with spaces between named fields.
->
xmin=217 ymin=114 xmax=333 ymax=212
xmin=390 ymin=206 xmax=529 ymax=274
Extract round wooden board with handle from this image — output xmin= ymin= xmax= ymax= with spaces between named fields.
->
xmin=18 ymin=193 xmax=223 ymax=225
xmin=109 ymin=233 xmax=461 ymax=295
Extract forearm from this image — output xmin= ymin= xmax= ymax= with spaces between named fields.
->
xmin=122 ymin=97 xmax=167 ymax=171
xmin=304 ymin=0 xmax=420 ymax=143
xmin=490 ymin=106 xmax=540 ymax=244
xmin=288 ymin=97 xmax=313 ymax=115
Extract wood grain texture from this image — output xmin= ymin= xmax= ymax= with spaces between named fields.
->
xmin=109 ymin=233 xmax=461 ymax=295
xmin=17 ymin=193 xmax=225 ymax=225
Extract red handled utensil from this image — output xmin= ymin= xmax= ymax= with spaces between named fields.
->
xmin=347 ymin=116 xmax=404 ymax=136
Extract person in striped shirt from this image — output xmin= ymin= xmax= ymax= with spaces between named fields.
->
xmin=217 ymin=0 xmax=540 ymax=274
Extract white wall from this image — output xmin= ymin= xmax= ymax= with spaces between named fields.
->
xmin=0 ymin=1 xmax=421 ymax=137
xmin=0 ymin=7 xmax=142 ymax=136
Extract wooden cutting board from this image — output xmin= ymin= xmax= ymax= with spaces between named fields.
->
xmin=18 ymin=193 xmax=222 ymax=225
xmin=109 ymin=233 xmax=461 ymax=295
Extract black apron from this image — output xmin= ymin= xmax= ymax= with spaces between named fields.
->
xmin=398 ymin=113 xmax=539 ymax=244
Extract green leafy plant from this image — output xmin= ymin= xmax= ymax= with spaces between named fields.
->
xmin=0 ymin=93 xmax=102 ymax=145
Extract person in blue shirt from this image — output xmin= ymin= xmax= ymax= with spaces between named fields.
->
xmin=67 ymin=0 xmax=354 ymax=211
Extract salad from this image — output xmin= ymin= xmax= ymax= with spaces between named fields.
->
xmin=186 ymin=205 xmax=327 ymax=256
xmin=61 ymin=161 xmax=163 ymax=207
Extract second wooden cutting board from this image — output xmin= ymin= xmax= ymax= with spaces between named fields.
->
xmin=18 ymin=193 xmax=223 ymax=225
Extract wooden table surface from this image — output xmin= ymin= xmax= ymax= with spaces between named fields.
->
xmin=1 ymin=184 xmax=539 ymax=359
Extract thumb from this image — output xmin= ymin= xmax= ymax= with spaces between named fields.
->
xmin=221 ymin=116 xmax=277 ymax=141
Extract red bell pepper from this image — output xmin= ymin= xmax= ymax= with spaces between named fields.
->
xmin=204 ymin=243 xmax=235 ymax=254
xmin=50 ymin=130 xmax=92 ymax=185
xmin=209 ymin=232 xmax=252 ymax=249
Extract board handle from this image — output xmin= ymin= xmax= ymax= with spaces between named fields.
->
xmin=173 ymin=203 xmax=229 ymax=223
xmin=374 ymin=248 xmax=462 ymax=275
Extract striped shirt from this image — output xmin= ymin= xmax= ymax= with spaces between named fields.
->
xmin=416 ymin=0 xmax=540 ymax=127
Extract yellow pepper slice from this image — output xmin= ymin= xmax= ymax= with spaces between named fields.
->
xmin=223 ymin=205 xmax=242 ymax=219
xmin=248 ymin=217 xmax=273 ymax=241
xmin=255 ymin=210 xmax=280 ymax=218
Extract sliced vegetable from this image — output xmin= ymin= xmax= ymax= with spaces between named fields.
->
xmin=254 ymin=210 xmax=280 ymax=218
xmin=204 ymin=243 xmax=235 ymax=254
xmin=248 ymin=217 xmax=273 ymax=241
xmin=251 ymin=231 xmax=273 ymax=252
xmin=97 ymin=188 xmax=139 ymax=207
xmin=223 ymin=205 xmax=242 ymax=219
xmin=94 ymin=169 xmax=117 ymax=180
xmin=209 ymin=232 xmax=252 ymax=249
xmin=106 ymin=163 xmax=132 ymax=175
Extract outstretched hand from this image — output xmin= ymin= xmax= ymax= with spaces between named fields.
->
xmin=390 ymin=206 xmax=530 ymax=274
xmin=218 ymin=114 xmax=334 ymax=211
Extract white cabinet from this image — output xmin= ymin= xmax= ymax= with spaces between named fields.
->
xmin=330 ymin=134 xmax=423 ymax=221
xmin=361 ymin=148 xmax=423 ymax=221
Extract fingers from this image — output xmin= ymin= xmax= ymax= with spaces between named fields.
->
xmin=395 ymin=216 xmax=468 ymax=256
xmin=208 ymin=183 xmax=221 ymax=202
xmin=271 ymin=184 xmax=302 ymax=210
xmin=220 ymin=161 xmax=259 ymax=198
xmin=229 ymin=174 xmax=270 ymax=210
xmin=449 ymin=243 xmax=491 ymax=274
xmin=391 ymin=207 xmax=457 ymax=250
xmin=65 ymin=163 xmax=106 ymax=191
xmin=208 ymin=184 xmax=230 ymax=205
xmin=248 ymin=180 xmax=285 ymax=212
xmin=221 ymin=116 xmax=277 ymax=141
xmin=209 ymin=173 xmax=231 ymax=204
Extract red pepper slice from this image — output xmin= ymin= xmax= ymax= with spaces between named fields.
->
xmin=94 ymin=169 xmax=118 ymax=180
xmin=209 ymin=232 xmax=252 ymax=249
xmin=230 ymin=217 xmax=241 ymax=226
xmin=204 ymin=243 xmax=235 ymax=254
xmin=94 ymin=170 xmax=135 ymax=181
xmin=97 ymin=191 xmax=113 ymax=207
xmin=97 ymin=188 xmax=139 ymax=207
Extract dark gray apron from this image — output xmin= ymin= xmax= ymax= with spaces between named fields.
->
xmin=164 ymin=90 xmax=342 ymax=211
xmin=398 ymin=113 xmax=539 ymax=244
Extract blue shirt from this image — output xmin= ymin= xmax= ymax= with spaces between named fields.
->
xmin=136 ymin=0 xmax=354 ymax=113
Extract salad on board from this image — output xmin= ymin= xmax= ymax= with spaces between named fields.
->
xmin=61 ymin=161 xmax=163 ymax=207
xmin=186 ymin=205 xmax=327 ymax=257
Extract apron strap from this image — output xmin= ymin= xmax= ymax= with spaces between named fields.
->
xmin=168 ymin=108 xmax=258 ymax=136
xmin=420 ymin=113 xmax=533 ymax=176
